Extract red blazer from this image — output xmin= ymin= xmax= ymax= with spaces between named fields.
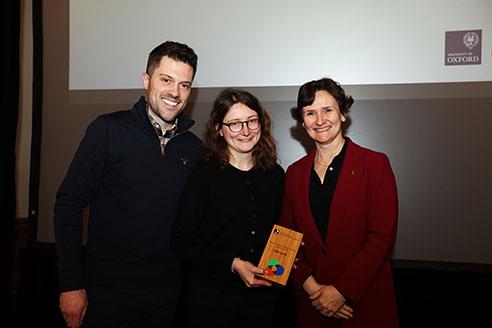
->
xmin=280 ymin=139 xmax=398 ymax=328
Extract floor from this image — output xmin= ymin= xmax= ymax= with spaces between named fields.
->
xmin=8 ymin=244 xmax=492 ymax=327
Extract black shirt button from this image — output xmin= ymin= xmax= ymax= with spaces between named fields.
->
xmin=249 ymin=248 xmax=255 ymax=253
xmin=251 ymin=230 xmax=256 ymax=235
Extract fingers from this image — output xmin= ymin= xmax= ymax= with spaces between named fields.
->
xmin=334 ymin=312 xmax=351 ymax=319
xmin=334 ymin=312 xmax=349 ymax=319
xmin=320 ymin=310 xmax=335 ymax=317
xmin=63 ymin=313 xmax=81 ymax=328
xmin=63 ymin=310 xmax=84 ymax=328
xmin=59 ymin=289 xmax=88 ymax=328
xmin=234 ymin=260 xmax=272 ymax=287
xmin=321 ymin=304 xmax=354 ymax=320
xmin=81 ymin=306 xmax=87 ymax=324
xmin=70 ymin=315 xmax=82 ymax=328
xmin=250 ymin=266 xmax=265 ymax=274
xmin=246 ymin=272 xmax=272 ymax=287
xmin=311 ymin=297 xmax=325 ymax=312
xmin=334 ymin=305 xmax=353 ymax=319
xmin=240 ymin=277 xmax=252 ymax=288
xmin=252 ymin=277 xmax=272 ymax=287
xmin=309 ymin=288 xmax=322 ymax=300
xmin=321 ymin=308 xmax=352 ymax=319
xmin=240 ymin=275 xmax=272 ymax=288
xmin=340 ymin=304 xmax=354 ymax=314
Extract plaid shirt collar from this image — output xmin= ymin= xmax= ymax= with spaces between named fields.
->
xmin=147 ymin=106 xmax=178 ymax=153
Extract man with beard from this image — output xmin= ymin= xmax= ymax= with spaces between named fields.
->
xmin=54 ymin=41 xmax=202 ymax=328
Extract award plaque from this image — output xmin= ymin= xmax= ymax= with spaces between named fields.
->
xmin=257 ymin=224 xmax=303 ymax=286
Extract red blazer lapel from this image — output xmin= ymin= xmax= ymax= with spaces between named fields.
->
xmin=327 ymin=140 xmax=364 ymax=241
xmin=295 ymin=149 xmax=326 ymax=250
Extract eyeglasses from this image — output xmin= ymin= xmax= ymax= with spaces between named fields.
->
xmin=222 ymin=118 xmax=260 ymax=133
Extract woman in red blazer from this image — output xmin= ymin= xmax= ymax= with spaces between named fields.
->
xmin=280 ymin=78 xmax=398 ymax=327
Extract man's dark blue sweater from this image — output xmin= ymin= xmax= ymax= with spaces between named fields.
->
xmin=54 ymin=97 xmax=202 ymax=292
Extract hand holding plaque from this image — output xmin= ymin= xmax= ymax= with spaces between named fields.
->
xmin=257 ymin=224 xmax=303 ymax=286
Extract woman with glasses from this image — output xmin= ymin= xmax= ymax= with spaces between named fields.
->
xmin=171 ymin=88 xmax=285 ymax=327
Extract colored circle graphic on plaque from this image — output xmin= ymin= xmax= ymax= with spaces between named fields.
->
xmin=267 ymin=259 xmax=284 ymax=276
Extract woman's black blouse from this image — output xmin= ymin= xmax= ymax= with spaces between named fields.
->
xmin=309 ymin=141 xmax=347 ymax=241
xmin=171 ymin=158 xmax=285 ymax=290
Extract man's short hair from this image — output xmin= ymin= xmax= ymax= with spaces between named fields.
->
xmin=146 ymin=41 xmax=198 ymax=78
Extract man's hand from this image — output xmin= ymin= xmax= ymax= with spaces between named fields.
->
xmin=60 ymin=289 xmax=88 ymax=328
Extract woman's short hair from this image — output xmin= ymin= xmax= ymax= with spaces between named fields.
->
xmin=204 ymin=88 xmax=278 ymax=170
xmin=291 ymin=78 xmax=354 ymax=123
